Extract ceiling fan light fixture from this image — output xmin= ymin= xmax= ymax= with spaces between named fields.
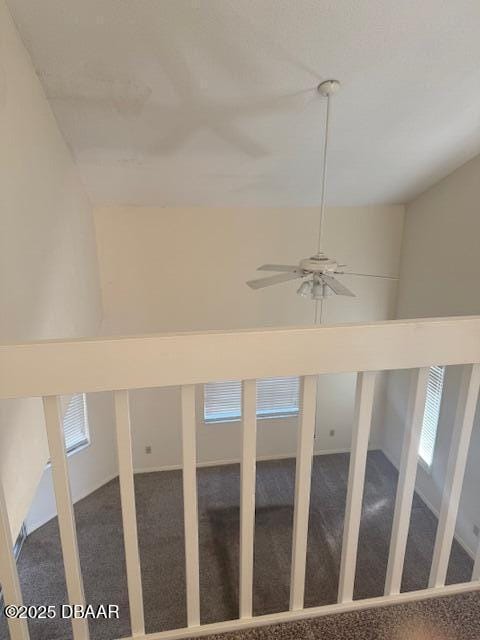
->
xmin=297 ymin=280 xmax=312 ymax=297
xmin=312 ymin=278 xmax=326 ymax=300
xmin=246 ymin=78 xmax=362 ymax=320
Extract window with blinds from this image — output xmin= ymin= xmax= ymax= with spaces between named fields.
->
xmin=204 ymin=377 xmax=300 ymax=423
xmin=419 ymin=365 xmax=445 ymax=467
xmin=62 ymin=393 xmax=90 ymax=454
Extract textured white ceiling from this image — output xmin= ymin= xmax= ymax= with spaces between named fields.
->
xmin=7 ymin=0 xmax=480 ymax=206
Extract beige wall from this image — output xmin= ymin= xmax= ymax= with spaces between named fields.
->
xmin=0 ymin=1 xmax=102 ymax=537
xmin=94 ymin=205 xmax=404 ymax=470
xmin=25 ymin=393 xmax=117 ymax=533
xmin=396 ymin=154 xmax=480 ymax=319
xmin=383 ymin=153 xmax=480 ymax=555
xmin=96 ymin=206 xmax=403 ymax=334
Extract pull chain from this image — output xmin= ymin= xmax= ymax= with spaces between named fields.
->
xmin=314 ymin=297 xmax=325 ymax=325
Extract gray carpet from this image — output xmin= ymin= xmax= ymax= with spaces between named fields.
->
xmin=0 ymin=451 xmax=475 ymax=640
xmin=204 ymin=591 xmax=480 ymax=640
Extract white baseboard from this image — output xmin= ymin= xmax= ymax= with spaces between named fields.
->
xmin=381 ymin=446 xmax=476 ymax=560
xmin=133 ymin=446 xmax=374 ymax=474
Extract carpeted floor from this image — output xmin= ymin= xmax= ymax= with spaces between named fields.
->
xmin=0 ymin=451 xmax=475 ymax=640
xmin=204 ymin=591 xmax=480 ymax=640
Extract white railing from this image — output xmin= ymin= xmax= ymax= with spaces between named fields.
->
xmin=1 ymin=316 xmax=480 ymax=640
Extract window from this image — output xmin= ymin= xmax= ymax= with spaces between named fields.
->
xmin=62 ymin=393 xmax=89 ymax=454
xmin=204 ymin=377 xmax=300 ymax=423
xmin=419 ymin=366 xmax=444 ymax=468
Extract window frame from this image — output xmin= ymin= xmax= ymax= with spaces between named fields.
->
xmin=63 ymin=392 xmax=90 ymax=455
xmin=203 ymin=377 xmax=300 ymax=424
xmin=418 ymin=365 xmax=445 ymax=470
xmin=46 ymin=393 xmax=91 ymax=466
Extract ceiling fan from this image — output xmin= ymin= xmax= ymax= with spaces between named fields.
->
xmin=246 ymin=80 xmax=396 ymax=322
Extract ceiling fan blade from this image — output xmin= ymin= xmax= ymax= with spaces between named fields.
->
xmin=322 ymin=275 xmax=356 ymax=297
xmin=247 ymin=272 xmax=302 ymax=290
xmin=257 ymin=264 xmax=300 ymax=272
xmin=345 ymin=272 xmax=399 ymax=280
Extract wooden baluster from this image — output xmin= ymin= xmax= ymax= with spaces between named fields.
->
xmin=473 ymin=541 xmax=480 ymax=581
xmin=338 ymin=371 xmax=377 ymax=603
xmin=43 ymin=395 xmax=89 ymax=640
xmin=0 ymin=475 xmax=30 ymax=640
xmin=472 ymin=534 xmax=480 ymax=580
xmin=239 ymin=379 xmax=257 ymax=619
xmin=289 ymin=375 xmax=318 ymax=611
xmin=429 ymin=364 xmax=480 ymax=588
xmin=181 ymin=385 xmax=200 ymax=626
xmin=114 ymin=390 xmax=145 ymax=636
xmin=384 ymin=368 xmax=430 ymax=595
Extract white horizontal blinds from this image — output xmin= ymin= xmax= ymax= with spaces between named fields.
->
xmin=204 ymin=377 xmax=299 ymax=422
xmin=204 ymin=380 xmax=242 ymax=422
xmin=419 ymin=366 xmax=445 ymax=466
xmin=62 ymin=393 xmax=89 ymax=453
xmin=256 ymin=377 xmax=300 ymax=418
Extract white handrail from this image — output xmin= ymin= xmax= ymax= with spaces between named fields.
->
xmin=2 ymin=316 xmax=480 ymax=640
xmin=2 ymin=316 xmax=480 ymax=399
xmin=120 ymin=583 xmax=480 ymax=640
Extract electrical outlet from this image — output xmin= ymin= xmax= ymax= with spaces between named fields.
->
xmin=329 ymin=429 xmax=335 ymax=437
xmin=145 ymin=445 xmax=152 ymax=454
xmin=474 ymin=524 xmax=479 ymax=538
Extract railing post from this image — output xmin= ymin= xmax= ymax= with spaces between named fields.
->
xmin=0 ymin=476 xmax=30 ymax=640
xmin=43 ymin=395 xmax=89 ymax=640
xmin=181 ymin=384 xmax=201 ymax=627
xmin=239 ymin=379 xmax=257 ymax=619
xmin=289 ymin=375 xmax=318 ymax=611
xmin=473 ymin=542 xmax=480 ymax=582
xmin=384 ymin=367 xmax=430 ymax=595
xmin=338 ymin=371 xmax=377 ymax=603
xmin=429 ymin=364 xmax=480 ymax=588
xmin=114 ymin=390 xmax=145 ymax=636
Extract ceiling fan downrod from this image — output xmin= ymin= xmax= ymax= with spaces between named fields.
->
xmin=315 ymin=79 xmax=340 ymax=257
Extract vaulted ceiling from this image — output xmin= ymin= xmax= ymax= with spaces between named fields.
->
xmin=7 ymin=0 xmax=480 ymax=207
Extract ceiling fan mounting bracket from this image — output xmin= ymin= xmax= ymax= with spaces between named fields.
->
xmin=300 ymin=253 xmax=338 ymax=274
xmin=317 ymin=79 xmax=341 ymax=97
